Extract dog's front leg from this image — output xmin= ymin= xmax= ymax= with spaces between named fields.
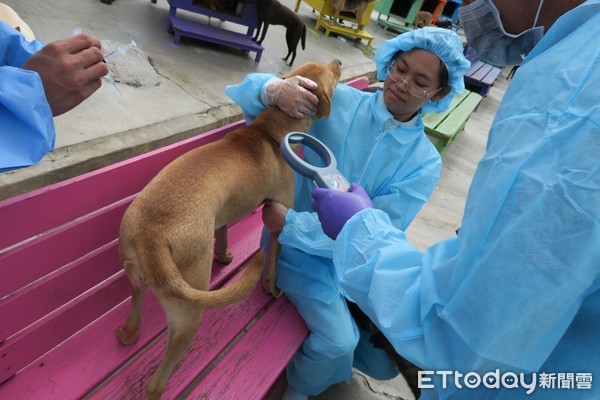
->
xmin=263 ymin=231 xmax=282 ymax=297
xmin=257 ymin=22 xmax=269 ymax=44
xmin=214 ymin=225 xmax=233 ymax=264
xmin=355 ymin=5 xmax=367 ymax=31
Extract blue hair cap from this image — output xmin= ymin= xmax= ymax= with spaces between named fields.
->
xmin=375 ymin=27 xmax=471 ymax=114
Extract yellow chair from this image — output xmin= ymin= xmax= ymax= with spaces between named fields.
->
xmin=294 ymin=0 xmax=375 ymax=48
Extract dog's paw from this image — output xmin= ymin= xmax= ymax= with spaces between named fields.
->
xmin=116 ymin=325 xmax=139 ymax=345
xmin=215 ymin=250 xmax=234 ymax=265
xmin=262 ymin=276 xmax=282 ymax=298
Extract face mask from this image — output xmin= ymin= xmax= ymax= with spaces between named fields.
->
xmin=459 ymin=0 xmax=545 ymax=66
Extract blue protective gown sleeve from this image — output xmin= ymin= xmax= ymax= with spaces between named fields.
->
xmin=332 ymin=3 xmax=600 ymax=398
xmin=0 ymin=21 xmax=54 ymax=172
xmin=226 ymin=74 xmax=442 ymax=261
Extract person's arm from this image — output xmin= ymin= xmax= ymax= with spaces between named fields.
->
xmin=225 ymin=73 xmax=318 ymax=123
xmin=278 ymin=140 xmax=441 ymax=257
xmin=0 ymin=66 xmax=55 ymax=172
xmin=0 ymin=23 xmax=108 ymax=171
xmin=1 ymin=22 xmax=52 ymax=172
xmin=0 ymin=21 xmax=44 ymax=65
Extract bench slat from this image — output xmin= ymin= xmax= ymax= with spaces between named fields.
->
xmin=480 ymin=67 xmax=502 ymax=85
xmin=0 ymin=198 xmax=129 ymax=298
xmin=90 ymin=284 xmax=272 ymax=400
xmin=0 ymin=272 xmax=130 ymax=385
xmin=470 ymin=63 xmax=494 ymax=81
xmin=465 ymin=60 xmax=484 ymax=77
xmin=188 ymin=296 xmax=307 ymax=399
xmin=424 ymin=91 xmax=482 ymax=154
xmin=0 ymin=239 xmax=119 ymax=342
xmin=435 ymin=92 xmax=483 ymax=137
xmin=421 ymin=92 xmax=465 ymax=129
xmin=0 ymin=120 xmax=245 ymax=250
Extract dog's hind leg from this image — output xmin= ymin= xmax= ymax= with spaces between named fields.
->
xmin=117 ymin=259 xmax=148 ymax=345
xmin=263 ymin=231 xmax=283 ymax=297
xmin=147 ymin=301 xmax=203 ymax=400
xmin=282 ymin=30 xmax=298 ymax=66
xmin=331 ymin=0 xmax=344 ymax=26
xmin=214 ymin=225 xmax=233 ymax=264
xmin=355 ymin=4 xmax=368 ymax=31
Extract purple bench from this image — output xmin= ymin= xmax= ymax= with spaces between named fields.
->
xmin=166 ymin=0 xmax=264 ymax=62
xmin=463 ymin=45 xmax=502 ymax=97
xmin=0 ymin=77 xmax=369 ymax=399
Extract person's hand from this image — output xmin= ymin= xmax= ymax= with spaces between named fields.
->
xmin=22 ymin=34 xmax=109 ymax=116
xmin=265 ymin=76 xmax=319 ymax=119
xmin=311 ymin=183 xmax=374 ymax=239
xmin=262 ymin=200 xmax=288 ymax=233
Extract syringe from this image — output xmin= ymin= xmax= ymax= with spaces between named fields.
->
xmin=103 ymin=39 xmax=137 ymax=63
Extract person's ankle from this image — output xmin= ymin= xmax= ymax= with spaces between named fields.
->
xmin=282 ymin=385 xmax=308 ymax=400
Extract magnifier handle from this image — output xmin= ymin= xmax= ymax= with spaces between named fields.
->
xmin=281 ymin=132 xmax=350 ymax=191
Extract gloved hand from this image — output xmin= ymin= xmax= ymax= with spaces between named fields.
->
xmin=311 ymin=183 xmax=374 ymax=239
xmin=264 ymin=76 xmax=319 ymax=119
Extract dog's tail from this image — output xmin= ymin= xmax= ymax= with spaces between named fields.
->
xmin=301 ymin=24 xmax=306 ymax=50
xmin=150 ymin=247 xmax=264 ymax=309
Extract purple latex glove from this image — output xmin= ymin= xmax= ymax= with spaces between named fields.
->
xmin=311 ymin=183 xmax=374 ymax=239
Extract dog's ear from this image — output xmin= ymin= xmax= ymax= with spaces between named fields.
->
xmin=316 ymin=91 xmax=332 ymax=118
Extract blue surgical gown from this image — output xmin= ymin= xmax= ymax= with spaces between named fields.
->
xmin=0 ymin=21 xmax=54 ymax=172
xmin=226 ymin=76 xmax=442 ymax=394
xmin=331 ymin=2 xmax=600 ymax=399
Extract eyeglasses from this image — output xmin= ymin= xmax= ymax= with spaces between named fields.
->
xmin=386 ymin=62 xmax=442 ymax=99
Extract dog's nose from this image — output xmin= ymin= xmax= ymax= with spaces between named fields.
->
xmin=335 ymin=59 xmax=342 ymax=66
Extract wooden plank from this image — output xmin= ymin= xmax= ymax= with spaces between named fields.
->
xmin=0 ymin=272 xmax=130 ymax=385
xmin=344 ymin=76 xmax=369 ymax=90
xmin=0 ymin=120 xmax=245 ymax=250
xmin=465 ymin=60 xmax=484 ymax=77
xmin=422 ymin=92 xmax=466 ymax=130
xmin=470 ymin=63 xmax=494 ymax=82
xmin=170 ymin=16 xmax=264 ymax=53
xmin=481 ymin=67 xmax=502 ymax=85
xmin=0 ymin=198 xmax=129 ymax=298
xmin=186 ymin=296 xmax=308 ymax=399
xmin=0 ymin=239 xmax=120 ymax=342
xmin=435 ymin=92 xmax=482 ymax=138
xmin=89 ymin=285 xmax=272 ymax=400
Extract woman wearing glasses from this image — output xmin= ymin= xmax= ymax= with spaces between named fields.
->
xmin=225 ymin=27 xmax=470 ymax=400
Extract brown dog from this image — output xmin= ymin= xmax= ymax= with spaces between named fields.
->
xmin=116 ymin=59 xmax=342 ymax=399
xmin=330 ymin=0 xmax=375 ymax=31
xmin=414 ymin=11 xmax=433 ymax=28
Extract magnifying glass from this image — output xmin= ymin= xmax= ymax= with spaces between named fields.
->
xmin=281 ymin=132 xmax=350 ymax=192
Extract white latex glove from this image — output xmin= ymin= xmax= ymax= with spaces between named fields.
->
xmin=264 ymin=76 xmax=319 ymax=119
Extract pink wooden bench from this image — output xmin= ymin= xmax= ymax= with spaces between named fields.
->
xmin=0 ymin=77 xmax=368 ymax=399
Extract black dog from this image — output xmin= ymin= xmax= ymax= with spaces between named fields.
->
xmin=347 ymin=300 xmax=422 ymax=399
xmin=252 ymin=0 xmax=306 ymax=66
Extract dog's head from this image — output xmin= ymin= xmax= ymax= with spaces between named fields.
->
xmin=284 ymin=60 xmax=342 ymax=118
